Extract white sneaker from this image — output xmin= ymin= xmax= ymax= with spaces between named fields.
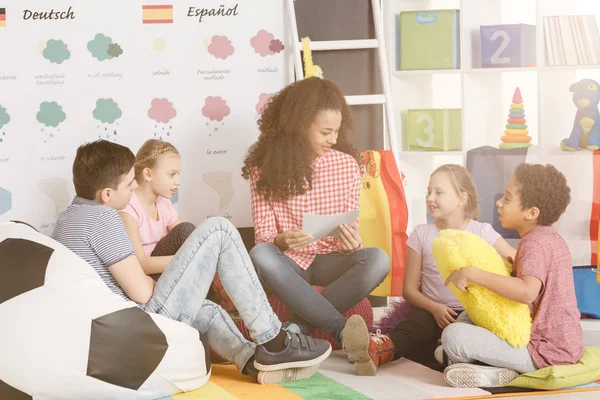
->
xmin=443 ymin=363 xmax=520 ymax=388
xmin=257 ymin=364 xmax=320 ymax=385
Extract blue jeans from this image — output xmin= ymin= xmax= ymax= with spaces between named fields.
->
xmin=144 ymin=217 xmax=282 ymax=372
xmin=250 ymin=243 xmax=389 ymax=341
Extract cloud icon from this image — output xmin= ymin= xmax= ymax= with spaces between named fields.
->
xmin=251 ymin=30 xmax=275 ymax=56
xmin=202 ymin=96 xmax=230 ymax=122
xmin=42 ymin=39 xmax=71 ymax=64
xmin=256 ymin=93 xmax=274 ymax=115
xmin=148 ymin=98 xmax=177 ymax=123
xmin=87 ymin=33 xmax=123 ymax=61
xmin=0 ymin=105 xmax=10 ymax=129
xmin=37 ymin=101 xmax=66 ymax=128
xmin=107 ymin=43 xmax=123 ymax=58
xmin=93 ymin=98 xmax=122 ymax=124
xmin=153 ymin=38 xmax=167 ymax=52
xmin=208 ymin=35 xmax=235 ymax=60
xmin=269 ymin=39 xmax=284 ymax=54
xmin=250 ymin=30 xmax=284 ymax=57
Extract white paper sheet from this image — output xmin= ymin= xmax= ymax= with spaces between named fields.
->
xmin=302 ymin=210 xmax=360 ymax=243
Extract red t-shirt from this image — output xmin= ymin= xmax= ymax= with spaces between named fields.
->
xmin=515 ymin=225 xmax=583 ymax=368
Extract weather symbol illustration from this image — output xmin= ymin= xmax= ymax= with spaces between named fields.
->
xmin=153 ymin=38 xmax=167 ymax=52
xmin=250 ymin=30 xmax=284 ymax=57
xmin=0 ymin=104 xmax=10 ymax=143
xmin=36 ymin=101 xmax=66 ymax=142
xmin=202 ymin=96 xmax=230 ymax=135
xmin=40 ymin=39 xmax=71 ymax=64
xmin=93 ymin=98 xmax=123 ymax=142
xmin=148 ymin=98 xmax=176 ymax=140
xmin=206 ymin=35 xmax=234 ymax=60
xmin=203 ymin=172 xmax=234 ymax=211
xmin=88 ymin=33 xmax=123 ymax=61
xmin=0 ymin=187 xmax=12 ymax=216
xmin=38 ymin=178 xmax=70 ymax=217
xmin=256 ymin=93 xmax=274 ymax=115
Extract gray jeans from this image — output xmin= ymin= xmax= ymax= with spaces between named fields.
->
xmin=144 ymin=217 xmax=282 ymax=372
xmin=250 ymin=243 xmax=389 ymax=341
xmin=441 ymin=313 xmax=537 ymax=374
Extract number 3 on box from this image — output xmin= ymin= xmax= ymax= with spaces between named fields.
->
xmin=416 ymin=114 xmax=435 ymax=148
xmin=490 ymin=30 xmax=510 ymax=64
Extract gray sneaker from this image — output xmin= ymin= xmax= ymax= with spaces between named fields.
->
xmin=254 ymin=331 xmax=332 ymax=372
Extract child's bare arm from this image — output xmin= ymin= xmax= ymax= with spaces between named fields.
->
xmin=403 ymin=248 xmax=443 ymax=313
xmin=108 ymin=255 xmax=156 ymax=304
xmin=446 ymin=267 xmax=542 ymax=304
xmin=404 ymin=248 xmax=458 ymax=328
xmin=493 ymin=237 xmax=517 ymax=259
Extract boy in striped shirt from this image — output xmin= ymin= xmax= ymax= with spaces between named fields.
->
xmin=52 ymin=139 xmax=331 ymax=384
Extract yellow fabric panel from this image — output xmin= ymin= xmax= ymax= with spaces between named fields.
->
xmin=359 ymin=151 xmax=393 ymax=296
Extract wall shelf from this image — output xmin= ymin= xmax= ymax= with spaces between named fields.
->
xmin=382 ymin=0 xmax=600 ymax=230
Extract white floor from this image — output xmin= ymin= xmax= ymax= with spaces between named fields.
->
xmin=500 ymin=392 xmax=599 ymax=399
xmin=320 ymin=350 xmax=600 ymax=400
xmin=581 ymin=319 xmax=600 ymax=347
xmin=367 ymin=306 xmax=600 ymax=399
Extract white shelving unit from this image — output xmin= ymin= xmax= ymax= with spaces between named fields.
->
xmin=381 ymin=0 xmax=600 ymax=232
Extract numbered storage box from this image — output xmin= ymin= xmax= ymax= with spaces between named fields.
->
xmin=398 ymin=9 xmax=460 ymax=70
xmin=405 ymin=108 xmax=462 ymax=151
xmin=480 ymin=24 xmax=536 ymax=68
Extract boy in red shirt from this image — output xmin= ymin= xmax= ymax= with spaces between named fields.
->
xmin=442 ymin=163 xmax=583 ymax=388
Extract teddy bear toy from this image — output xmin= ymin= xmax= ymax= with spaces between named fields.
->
xmin=560 ymin=78 xmax=600 ymax=151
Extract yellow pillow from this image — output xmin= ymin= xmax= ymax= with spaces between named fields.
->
xmin=507 ymin=347 xmax=600 ymax=389
xmin=432 ymin=229 xmax=532 ymax=348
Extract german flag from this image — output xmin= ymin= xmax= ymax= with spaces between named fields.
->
xmin=0 ymin=9 xmax=6 ymax=28
xmin=142 ymin=5 xmax=173 ymax=24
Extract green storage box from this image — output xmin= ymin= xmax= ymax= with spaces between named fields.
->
xmin=405 ymin=108 xmax=462 ymax=151
xmin=398 ymin=9 xmax=460 ymax=70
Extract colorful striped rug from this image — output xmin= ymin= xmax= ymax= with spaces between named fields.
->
xmin=159 ymin=351 xmax=600 ymax=400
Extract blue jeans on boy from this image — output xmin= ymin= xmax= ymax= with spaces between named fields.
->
xmin=144 ymin=217 xmax=282 ymax=372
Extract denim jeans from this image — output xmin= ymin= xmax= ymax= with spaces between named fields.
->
xmin=250 ymin=243 xmax=389 ymax=341
xmin=144 ymin=217 xmax=282 ymax=371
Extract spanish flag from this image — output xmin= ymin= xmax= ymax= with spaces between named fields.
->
xmin=142 ymin=5 xmax=173 ymax=24
xmin=0 ymin=9 xmax=6 ymax=28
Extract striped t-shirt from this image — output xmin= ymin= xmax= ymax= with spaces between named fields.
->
xmin=52 ymin=196 xmax=135 ymax=301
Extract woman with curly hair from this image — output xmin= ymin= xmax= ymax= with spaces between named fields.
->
xmin=242 ymin=77 xmax=389 ymax=345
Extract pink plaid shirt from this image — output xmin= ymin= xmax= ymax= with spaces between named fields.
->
xmin=250 ymin=149 xmax=362 ymax=270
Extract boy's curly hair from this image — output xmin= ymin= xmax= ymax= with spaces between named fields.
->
xmin=241 ymin=77 xmax=362 ymax=202
xmin=514 ymin=163 xmax=571 ymax=226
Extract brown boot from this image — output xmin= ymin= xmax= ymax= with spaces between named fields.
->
xmin=343 ymin=315 xmax=395 ymax=376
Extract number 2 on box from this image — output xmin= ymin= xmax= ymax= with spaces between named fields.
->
xmin=490 ymin=30 xmax=510 ymax=64
xmin=416 ymin=114 xmax=434 ymax=148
